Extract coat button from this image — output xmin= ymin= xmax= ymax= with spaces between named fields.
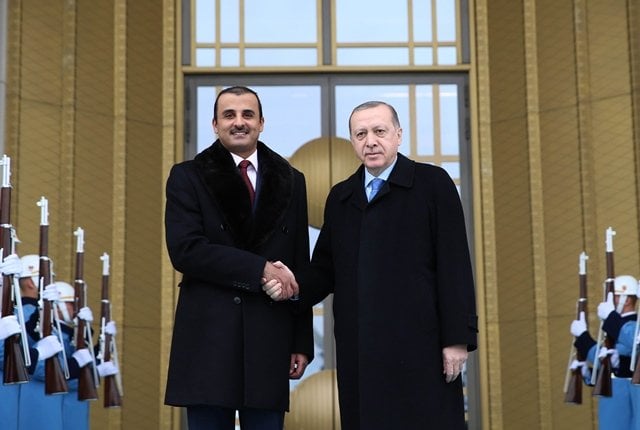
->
xmin=233 ymin=296 xmax=241 ymax=304
xmin=281 ymin=226 xmax=288 ymax=234
xmin=220 ymin=224 xmax=226 ymax=231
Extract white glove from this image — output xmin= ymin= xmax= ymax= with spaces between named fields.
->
xmin=0 ymin=315 xmax=21 ymax=340
xmin=42 ymin=283 xmax=60 ymax=302
xmin=0 ymin=253 xmax=22 ymax=276
xmin=97 ymin=361 xmax=119 ymax=377
xmin=77 ymin=306 xmax=93 ymax=322
xmin=105 ymin=321 xmax=117 ymax=336
xmin=36 ymin=335 xmax=63 ymax=361
xmin=611 ymin=348 xmax=620 ymax=369
xmin=597 ymin=292 xmax=615 ymax=320
xmin=570 ymin=311 xmax=587 ymax=337
xmin=72 ymin=348 xmax=93 ymax=368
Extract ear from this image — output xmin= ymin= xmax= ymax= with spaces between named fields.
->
xmin=212 ymin=119 xmax=218 ymax=134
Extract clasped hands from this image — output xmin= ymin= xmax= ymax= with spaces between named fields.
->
xmin=262 ymin=261 xmax=297 ymax=301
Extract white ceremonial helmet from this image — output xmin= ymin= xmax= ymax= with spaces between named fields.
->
xmin=53 ymin=281 xmax=75 ymax=323
xmin=19 ymin=254 xmax=40 ymax=285
xmin=614 ymin=275 xmax=638 ymax=296
xmin=614 ymin=275 xmax=638 ymax=314
xmin=54 ymin=281 xmax=75 ymax=302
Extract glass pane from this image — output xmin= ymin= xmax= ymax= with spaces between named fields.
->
xmin=334 ymin=85 xmax=411 ymax=156
xmin=197 ymin=85 xmax=322 ymax=158
xmin=436 ymin=0 xmax=456 ymax=41
xmin=439 ymin=85 xmax=459 ymax=156
xmin=336 ymin=0 xmax=407 ymax=42
xmin=245 ymin=0 xmax=317 ymax=43
xmin=416 ymin=85 xmax=434 ymax=156
xmin=337 ymin=48 xmax=409 ymax=66
xmin=293 ymin=226 xmax=326 ymax=392
xmin=197 ymin=87 xmax=216 ymax=153
xmin=413 ymin=0 xmax=433 ymax=42
xmin=196 ymin=85 xmax=321 ymax=157
xmin=192 ymin=78 xmax=469 ymax=421
xmin=442 ymin=161 xmax=460 ymax=182
xmin=195 ymin=0 xmax=216 ymax=43
xmin=220 ymin=1 xmax=240 ymax=43
xmin=294 ymin=301 xmax=326 ymax=391
xmin=437 ymin=46 xmax=457 ymax=65
xmin=245 ymin=48 xmax=318 ymax=67
xmin=220 ymin=48 xmax=240 ymax=67
xmin=253 ymin=86 xmax=322 ymax=157
xmin=414 ymin=47 xmax=434 ymax=66
xmin=196 ymin=48 xmax=216 ymax=67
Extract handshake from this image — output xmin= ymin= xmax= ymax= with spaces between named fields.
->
xmin=262 ymin=261 xmax=298 ymax=301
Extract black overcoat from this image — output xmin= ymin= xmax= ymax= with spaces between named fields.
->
xmin=303 ymin=154 xmax=478 ymax=429
xmin=164 ymin=140 xmax=314 ymax=411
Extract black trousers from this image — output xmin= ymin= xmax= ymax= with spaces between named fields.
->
xmin=186 ymin=405 xmax=284 ymax=430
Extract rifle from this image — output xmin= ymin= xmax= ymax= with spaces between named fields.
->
xmin=592 ymin=227 xmax=615 ymax=396
xmin=0 ymin=154 xmax=30 ymax=384
xmin=99 ymin=252 xmax=122 ymax=407
xmin=73 ymin=227 xmax=98 ymax=401
xmin=631 ymin=281 xmax=640 ymax=384
xmin=37 ymin=196 xmax=69 ymax=394
xmin=564 ymin=251 xmax=589 ymax=404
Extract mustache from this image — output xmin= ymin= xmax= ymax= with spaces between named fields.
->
xmin=231 ymin=127 xmax=248 ymax=133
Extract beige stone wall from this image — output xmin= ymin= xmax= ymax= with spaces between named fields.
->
xmin=4 ymin=0 xmax=178 ymax=429
xmin=4 ymin=1 xmax=640 ymax=429
xmin=474 ymin=1 xmax=640 ymax=428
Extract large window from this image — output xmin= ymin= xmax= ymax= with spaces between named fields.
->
xmin=182 ymin=1 xmax=476 ymax=428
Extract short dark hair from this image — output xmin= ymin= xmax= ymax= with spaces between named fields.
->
xmin=348 ymin=101 xmax=401 ymax=133
xmin=213 ymin=86 xmax=263 ymax=121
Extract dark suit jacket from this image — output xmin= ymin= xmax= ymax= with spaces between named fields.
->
xmin=303 ymin=153 xmax=478 ymax=429
xmin=164 ymin=140 xmax=313 ymax=411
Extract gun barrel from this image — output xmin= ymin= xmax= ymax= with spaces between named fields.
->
xmin=592 ymin=232 xmax=616 ymax=396
xmin=39 ymin=219 xmax=69 ymax=395
xmin=0 ymin=165 xmax=29 ymax=384
xmin=99 ymin=253 xmax=122 ymax=407
xmin=565 ymin=252 xmax=589 ymax=404
xmin=73 ymin=232 xmax=98 ymax=401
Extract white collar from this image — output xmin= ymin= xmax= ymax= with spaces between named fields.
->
xmin=230 ymin=150 xmax=259 ymax=171
xmin=364 ymin=156 xmax=397 ymax=187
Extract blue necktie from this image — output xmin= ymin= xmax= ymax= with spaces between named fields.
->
xmin=368 ymin=178 xmax=384 ymax=202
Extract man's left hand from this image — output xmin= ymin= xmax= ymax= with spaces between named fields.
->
xmin=442 ymin=344 xmax=468 ymax=383
xmin=289 ymin=353 xmax=309 ymax=380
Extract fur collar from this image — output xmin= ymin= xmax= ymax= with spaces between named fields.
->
xmin=194 ymin=140 xmax=294 ymax=250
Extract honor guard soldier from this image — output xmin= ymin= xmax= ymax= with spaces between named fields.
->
xmin=571 ymin=275 xmax=640 ymax=430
